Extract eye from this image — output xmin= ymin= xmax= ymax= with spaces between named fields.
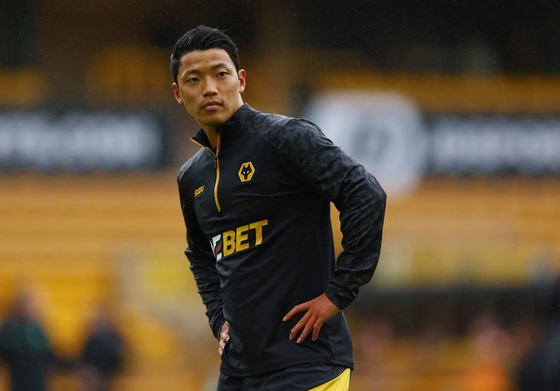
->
xmin=186 ymin=77 xmax=199 ymax=83
xmin=217 ymin=71 xmax=228 ymax=77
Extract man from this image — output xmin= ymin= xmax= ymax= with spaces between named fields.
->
xmin=171 ymin=26 xmax=386 ymax=391
xmin=0 ymin=290 xmax=67 ymax=391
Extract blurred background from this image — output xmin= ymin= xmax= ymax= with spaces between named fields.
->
xmin=1 ymin=0 xmax=560 ymax=390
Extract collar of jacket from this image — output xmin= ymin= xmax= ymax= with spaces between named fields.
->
xmin=190 ymin=103 xmax=256 ymax=150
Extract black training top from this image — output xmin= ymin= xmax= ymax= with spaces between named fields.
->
xmin=178 ymin=104 xmax=386 ymax=377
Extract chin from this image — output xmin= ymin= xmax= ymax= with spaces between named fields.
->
xmin=203 ymin=113 xmax=229 ymax=127
xmin=198 ymin=118 xmax=224 ymax=130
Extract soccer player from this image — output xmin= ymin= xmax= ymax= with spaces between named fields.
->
xmin=171 ymin=26 xmax=386 ymax=391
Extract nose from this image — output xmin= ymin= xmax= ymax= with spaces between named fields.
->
xmin=202 ymin=76 xmax=218 ymax=96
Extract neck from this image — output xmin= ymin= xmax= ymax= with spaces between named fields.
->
xmin=200 ymin=101 xmax=244 ymax=148
xmin=202 ymin=127 xmax=219 ymax=149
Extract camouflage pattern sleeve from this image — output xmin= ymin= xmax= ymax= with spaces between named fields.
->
xmin=278 ymin=118 xmax=387 ymax=310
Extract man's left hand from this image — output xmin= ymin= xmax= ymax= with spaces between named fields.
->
xmin=283 ymin=293 xmax=341 ymax=343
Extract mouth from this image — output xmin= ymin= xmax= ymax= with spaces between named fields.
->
xmin=203 ymin=101 xmax=222 ymax=111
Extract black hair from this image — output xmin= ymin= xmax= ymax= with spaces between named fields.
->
xmin=170 ymin=25 xmax=240 ymax=85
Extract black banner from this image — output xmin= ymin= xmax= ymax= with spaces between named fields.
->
xmin=0 ymin=111 xmax=167 ymax=171
xmin=428 ymin=116 xmax=560 ymax=175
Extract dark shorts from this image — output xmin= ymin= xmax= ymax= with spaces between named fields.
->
xmin=217 ymin=364 xmax=348 ymax=391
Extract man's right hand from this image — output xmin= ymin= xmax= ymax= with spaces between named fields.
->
xmin=218 ymin=321 xmax=230 ymax=356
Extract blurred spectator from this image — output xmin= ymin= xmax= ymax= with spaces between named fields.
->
xmin=515 ymin=280 xmax=560 ymax=391
xmin=74 ymin=309 xmax=126 ymax=391
xmin=0 ymin=289 xmax=69 ymax=391
xmin=354 ymin=316 xmax=395 ymax=365
xmin=516 ymin=321 xmax=560 ymax=390
xmin=459 ymin=314 xmax=515 ymax=391
xmin=352 ymin=316 xmax=396 ymax=391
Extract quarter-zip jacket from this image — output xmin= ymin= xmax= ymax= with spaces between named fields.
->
xmin=178 ymin=104 xmax=386 ymax=377
xmin=190 ymin=132 xmax=223 ymax=211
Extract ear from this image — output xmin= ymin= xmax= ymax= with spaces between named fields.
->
xmin=238 ymin=69 xmax=246 ymax=94
xmin=172 ymin=83 xmax=184 ymax=105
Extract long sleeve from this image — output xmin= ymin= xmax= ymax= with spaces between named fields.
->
xmin=278 ymin=118 xmax=387 ymax=310
xmin=178 ymin=181 xmax=225 ymax=340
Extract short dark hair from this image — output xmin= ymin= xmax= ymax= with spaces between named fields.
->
xmin=170 ymin=26 xmax=240 ymax=85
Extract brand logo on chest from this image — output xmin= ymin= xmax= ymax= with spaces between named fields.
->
xmin=194 ymin=185 xmax=205 ymax=197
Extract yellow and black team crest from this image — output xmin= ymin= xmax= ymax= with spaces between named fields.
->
xmin=238 ymin=161 xmax=255 ymax=182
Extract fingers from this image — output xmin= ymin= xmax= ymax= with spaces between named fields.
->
xmin=288 ymin=311 xmax=324 ymax=343
xmin=218 ymin=321 xmax=230 ymax=356
xmin=289 ymin=311 xmax=312 ymax=342
xmin=219 ymin=339 xmax=228 ymax=355
xmin=220 ymin=321 xmax=230 ymax=339
xmin=312 ymin=318 xmax=324 ymax=341
xmin=283 ymin=302 xmax=309 ymax=322
xmin=285 ymin=294 xmax=340 ymax=343
xmin=296 ymin=315 xmax=316 ymax=343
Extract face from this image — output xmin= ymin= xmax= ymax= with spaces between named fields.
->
xmin=172 ymin=48 xmax=246 ymax=134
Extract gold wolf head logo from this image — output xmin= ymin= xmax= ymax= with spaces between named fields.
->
xmin=238 ymin=162 xmax=255 ymax=182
